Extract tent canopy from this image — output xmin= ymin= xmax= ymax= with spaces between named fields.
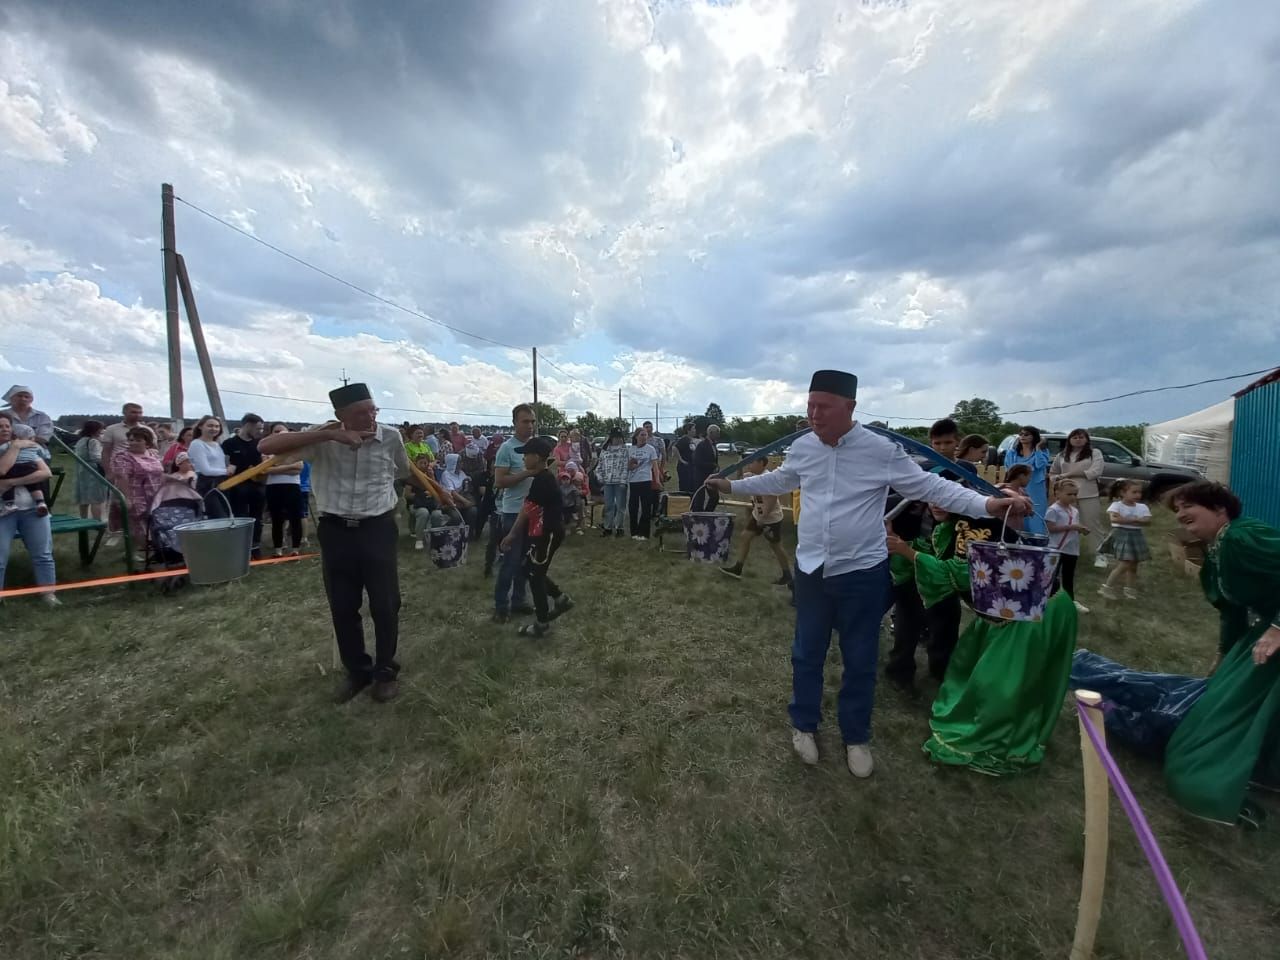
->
xmin=1143 ymin=399 xmax=1234 ymax=483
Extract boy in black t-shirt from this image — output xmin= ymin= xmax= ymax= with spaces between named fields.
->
xmin=499 ymin=435 xmax=574 ymax=635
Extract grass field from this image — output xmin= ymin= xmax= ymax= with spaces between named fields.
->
xmin=3 ymin=478 xmax=1278 ymax=959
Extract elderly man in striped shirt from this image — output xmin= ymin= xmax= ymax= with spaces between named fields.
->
xmin=259 ymin=383 xmax=410 ymax=704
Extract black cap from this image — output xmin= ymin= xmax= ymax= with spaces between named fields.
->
xmin=808 ymin=369 xmax=857 ymax=399
xmin=514 ymin=435 xmax=555 ymax=458
xmin=329 ymin=382 xmax=372 ymax=409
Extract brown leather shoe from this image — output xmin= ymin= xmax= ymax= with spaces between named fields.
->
xmin=333 ymin=675 xmax=371 ymax=704
xmin=370 ymin=679 xmax=400 ymax=703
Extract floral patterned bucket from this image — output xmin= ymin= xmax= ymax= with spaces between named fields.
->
xmin=966 ymin=538 xmax=1060 ymax=623
xmin=682 ymin=511 xmax=736 ymax=564
xmin=427 ymin=524 xmax=469 ymax=569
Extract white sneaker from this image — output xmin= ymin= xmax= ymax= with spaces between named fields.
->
xmin=846 ymin=743 xmax=874 ymax=779
xmin=1074 ymin=600 xmax=1090 ymax=614
xmin=1093 ymin=555 xmax=1108 ymax=568
xmin=1098 ymin=584 xmax=1118 ymax=600
xmin=41 ymin=592 xmax=61 ymax=607
xmin=414 ymin=540 xmax=425 ymax=551
xmin=1123 ymin=588 xmax=1139 ymax=601
xmin=791 ymin=730 xmax=819 ymax=765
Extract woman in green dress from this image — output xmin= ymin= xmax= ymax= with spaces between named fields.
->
xmin=887 ymin=520 xmax=1079 ymax=776
xmin=1071 ymin=482 xmax=1280 ymax=826
xmin=1161 ymin=482 xmax=1280 ymax=825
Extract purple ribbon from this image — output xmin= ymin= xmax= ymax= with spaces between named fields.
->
xmin=1075 ymin=702 xmax=1208 ymax=960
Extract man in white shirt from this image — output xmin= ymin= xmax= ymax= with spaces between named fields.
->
xmin=259 ymin=382 xmax=410 ymax=704
xmin=706 ymin=369 xmax=1028 ymax=779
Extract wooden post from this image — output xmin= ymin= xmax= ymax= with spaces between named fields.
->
xmin=532 ymin=347 xmax=538 ymax=405
xmin=161 ymin=184 xmax=183 ymax=421
xmin=1072 ymin=690 xmax=1109 ymax=960
xmin=175 ymin=254 xmax=225 ymax=423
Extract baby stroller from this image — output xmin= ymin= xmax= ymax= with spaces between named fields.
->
xmin=145 ymin=477 xmax=208 ymax=592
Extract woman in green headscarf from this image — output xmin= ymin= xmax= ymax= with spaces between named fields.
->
xmin=1161 ymin=482 xmax=1280 ymax=826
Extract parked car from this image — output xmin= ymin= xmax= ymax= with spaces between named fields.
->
xmin=997 ymin=432 xmax=1201 ymax=499
xmin=715 ymin=442 xmax=732 ymax=455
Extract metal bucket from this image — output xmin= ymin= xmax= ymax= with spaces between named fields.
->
xmin=174 ymin=517 xmax=255 ymax=585
xmin=967 ymin=537 xmax=1060 ymax=623
xmin=428 ymin=523 xmax=469 ymax=569
xmin=682 ymin=511 xmax=735 ymax=564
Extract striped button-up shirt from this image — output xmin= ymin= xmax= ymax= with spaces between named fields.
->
xmin=308 ymin=423 xmax=410 ymax=518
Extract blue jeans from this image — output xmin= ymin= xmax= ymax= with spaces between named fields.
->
xmin=0 ymin=507 xmax=57 ymax=589
xmin=493 ymin=511 xmax=528 ymax=613
xmin=790 ymin=560 xmax=892 ymax=744
xmin=603 ymin=483 xmax=627 ymax=531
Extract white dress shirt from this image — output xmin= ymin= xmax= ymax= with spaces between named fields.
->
xmin=730 ymin=423 xmax=992 ymax=576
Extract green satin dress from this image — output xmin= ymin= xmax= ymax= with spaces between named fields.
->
xmin=1164 ymin=518 xmax=1280 ymax=823
xmin=913 ymin=551 xmax=1079 ymax=775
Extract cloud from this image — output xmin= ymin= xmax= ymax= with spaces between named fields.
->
xmin=0 ymin=0 xmax=1276 ymax=431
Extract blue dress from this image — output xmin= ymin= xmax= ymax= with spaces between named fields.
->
xmin=1003 ymin=447 xmax=1050 ymax=534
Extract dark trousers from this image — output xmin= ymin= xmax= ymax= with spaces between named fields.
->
xmin=197 ymin=475 xmax=230 ymax=518
xmin=523 ymin=532 xmax=564 ymax=623
xmin=628 ymin=482 xmax=654 ymax=537
xmin=677 ymin=462 xmax=694 ymax=493
xmin=318 ymin=512 xmax=401 ymax=682
xmin=265 ymin=484 xmax=304 ymax=549
xmin=229 ymin=481 xmax=265 ymax=549
xmin=484 ymin=511 xmax=501 ymax=573
xmin=791 ymin=561 xmax=892 ymax=744
xmin=924 ymin=594 xmax=963 ymax=682
xmin=1056 ymin=554 xmax=1079 ymax=598
xmin=690 ymin=483 xmax=720 ymax=512
xmin=885 ymin=581 xmax=929 ymax=684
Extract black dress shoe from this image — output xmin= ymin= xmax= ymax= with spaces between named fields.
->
xmin=370 ymin=679 xmax=400 ymax=703
xmin=333 ymin=675 xmax=371 ymax=704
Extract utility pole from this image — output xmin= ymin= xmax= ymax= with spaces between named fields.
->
xmin=340 ymin=368 xmax=350 ymax=386
xmin=532 ymin=347 xmax=539 ymax=404
xmin=617 ymin=388 xmax=622 ymax=422
xmin=175 ymin=253 xmax=224 ymax=424
xmin=161 ymin=184 xmax=183 ymax=421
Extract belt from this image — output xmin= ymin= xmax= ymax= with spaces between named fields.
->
xmin=318 ymin=509 xmax=395 ymax=527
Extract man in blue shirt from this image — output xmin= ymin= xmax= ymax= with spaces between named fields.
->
xmin=492 ymin=403 xmax=540 ymax=622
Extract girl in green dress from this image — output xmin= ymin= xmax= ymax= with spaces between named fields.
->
xmin=887 ymin=522 xmax=1079 ymax=776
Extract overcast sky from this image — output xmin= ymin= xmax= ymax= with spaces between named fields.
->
xmin=1 ymin=0 xmax=1277 ymax=430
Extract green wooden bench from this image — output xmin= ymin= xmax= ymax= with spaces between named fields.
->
xmin=12 ymin=445 xmax=127 ymax=569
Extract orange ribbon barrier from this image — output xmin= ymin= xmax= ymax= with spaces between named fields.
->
xmin=0 ymin=553 xmax=318 ymax=599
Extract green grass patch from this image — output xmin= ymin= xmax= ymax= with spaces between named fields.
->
xmin=2 ymin=501 xmax=1277 ymax=958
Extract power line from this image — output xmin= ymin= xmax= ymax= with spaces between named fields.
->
xmin=172 ymin=195 xmax=525 ymax=351
xmin=538 ymin=354 xmax=619 ymax=396
xmin=1000 ymin=367 xmax=1278 ymax=416
xmin=173 ymin=194 xmax=647 ymax=408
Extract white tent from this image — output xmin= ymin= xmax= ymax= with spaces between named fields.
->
xmin=1144 ymin=399 xmax=1234 ymax=482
